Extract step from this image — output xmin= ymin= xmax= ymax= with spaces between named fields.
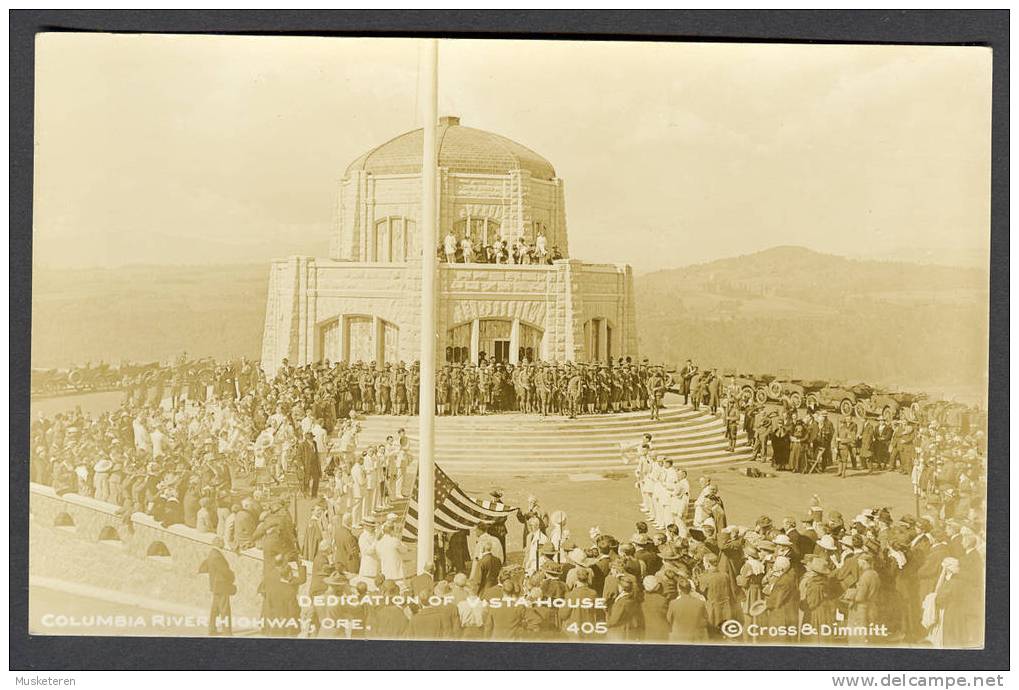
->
xmin=426 ymin=442 xmax=751 ymax=462
xmin=352 ymin=423 xmax=740 ymax=446
xmin=342 ymin=407 xmax=711 ymax=431
xmin=349 ymin=415 xmax=731 ymax=438
xmin=435 ymin=451 xmax=755 ymax=473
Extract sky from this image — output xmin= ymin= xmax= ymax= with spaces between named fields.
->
xmin=33 ymin=35 xmax=992 ymax=274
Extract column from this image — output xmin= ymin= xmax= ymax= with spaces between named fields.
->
xmin=509 ymin=318 xmax=521 ymax=365
xmin=598 ymin=318 xmax=609 ymax=363
xmin=470 ymin=318 xmax=480 ymax=364
xmin=373 ymin=315 xmax=384 ymax=364
xmin=338 ymin=315 xmax=348 ymax=363
xmin=417 ymin=38 xmax=439 ymax=572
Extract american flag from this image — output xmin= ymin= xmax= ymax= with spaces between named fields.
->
xmin=401 ymin=464 xmax=516 ymax=542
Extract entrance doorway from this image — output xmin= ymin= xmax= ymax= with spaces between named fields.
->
xmin=493 ymin=339 xmax=511 ymax=364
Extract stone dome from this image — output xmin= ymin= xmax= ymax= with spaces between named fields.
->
xmin=344 ymin=116 xmax=556 ymax=181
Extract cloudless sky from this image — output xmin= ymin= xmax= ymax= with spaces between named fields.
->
xmin=33 ymin=35 xmax=991 ymax=273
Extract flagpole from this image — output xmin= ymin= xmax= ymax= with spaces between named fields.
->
xmin=416 ymin=38 xmax=439 ymax=571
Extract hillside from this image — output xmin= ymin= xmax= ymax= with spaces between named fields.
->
xmin=31 ymin=264 xmax=269 ymax=368
xmin=635 ymin=246 xmax=988 ymax=395
xmin=28 ymin=248 xmax=989 ymax=399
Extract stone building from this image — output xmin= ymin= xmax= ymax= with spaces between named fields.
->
xmin=260 ymin=116 xmax=637 ymax=378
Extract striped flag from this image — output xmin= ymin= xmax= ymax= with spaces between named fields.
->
xmin=401 ymin=464 xmax=516 ymax=542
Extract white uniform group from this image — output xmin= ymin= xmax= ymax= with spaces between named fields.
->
xmin=634 ymin=442 xmax=691 ymax=536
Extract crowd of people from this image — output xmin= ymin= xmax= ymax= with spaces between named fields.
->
xmin=438 ymin=229 xmax=562 ymax=266
xmin=628 ymin=425 xmax=986 ymax=647
xmin=121 ymin=355 xmax=680 ymax=421
xmin=29 ymin=351 xmax=987 ymax=646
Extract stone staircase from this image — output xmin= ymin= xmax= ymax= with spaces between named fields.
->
xmin=337 ymin=396 xmax=754 ymax=475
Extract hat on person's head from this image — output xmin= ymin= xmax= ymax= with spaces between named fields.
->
xmin=541 ymin=561 xmax=564 ymax=577
xmin=840 ymin=535 xmax=855 ymax=548
xmin=658 ymin=544 xmax=682 ymax=561
xmin=324 ymin=572 xmax=349 ymax=588
xmin=94 ymin=459 xmax=113 ymax=473
xmin=773 ymin=534 xmax=793 ymax=547
xmin=540 ymin=542 xmax=558 ymax=556
xmin=567 ymin=547 xmax=591 ymax=567
xmin=642 ymin=575 xmax=660 ymax=592
xmin=807 ymin=557 xmax=832 ymax=575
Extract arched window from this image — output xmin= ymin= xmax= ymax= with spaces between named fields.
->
xmin=453 ymin=216 xmax=500 ymax=246
xmin=372 ymin=216 xmax=415 ymax=262
xmin=319 ymin=315 xmax=400 ymax=365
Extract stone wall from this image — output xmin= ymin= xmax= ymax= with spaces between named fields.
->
xmin=260 ymin=259 xmax=637 ymax=376
xmin=332 ymin=170 xmax=568 ymax=262
xmin=30 ymin=484 xmax=267 ymax=619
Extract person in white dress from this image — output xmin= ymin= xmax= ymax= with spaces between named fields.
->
xmin=522 ymin=517 xmax=550 ymax=575
xmin=460 ymin=236 xmax=474 ymax=264
xmin=443 ymin=231 xmax=458 ymax=263
xmin=358 ymin=517 xmax=380 ymax=578
xmin=375 ymin=522 xmax=409 ymax=581
xmin=669 ymin=469 xmax=691 ymax=536
xmin=349 ymin=455 xmax=366 ymax=528
xmin=362 ymin=449 xmax=377 ymax=517
xmin=133 ymin=416 xmax=150 ymax=454
xmin=535 ymin=230 xmax=548 ymax=262
xmin=693 ymin=479 xmax=717 ymax=528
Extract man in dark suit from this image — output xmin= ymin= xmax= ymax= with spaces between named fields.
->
xmin=858 ymin=418 xmax=876 ymax=473
xmin=407 ymin=587 xmax=458 ymax=640
xmin=634 ymin=534 xmax=662 ymax=576
xmin=666 ymin=577 xmax=709 ymax=643
xmin=707 ymin=370 xmax=721 ymax=415
xmin=331 ymin=513 xmax=360 ymax=575
xmin=874 ymin=420 xmax=893 ymax=470
xmin=679 ymin=360 xmax=695 ymax=405
xmin=816 ymin=412 xmax=835 ymax=470
xmin=299 ymin=432 xmax=321 ymax=498
xmin=471 ymin=542 xmax=502 ymax=593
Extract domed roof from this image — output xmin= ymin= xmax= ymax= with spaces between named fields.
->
xmin=345 ymin=116 xmax=556 ymax=180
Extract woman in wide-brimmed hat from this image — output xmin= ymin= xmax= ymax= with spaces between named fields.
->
xmin=801 ymin=556 xmax=840 ymax=644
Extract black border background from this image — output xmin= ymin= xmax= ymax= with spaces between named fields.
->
xmin=9 ymin=10 xmax=1009 ymax=671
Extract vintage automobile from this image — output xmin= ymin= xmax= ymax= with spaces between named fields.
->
xmin=808 ymin=382 xmax=874 ymax=417
xmin=855 ymin=387 xmax=929 ymax=419
xmin=723 ymin=371 xmax=766 ymax=404
xmin=757 ymin=372 xmax=827 ymax=410
xmin=922 ymin=399 xmax=982 ymax=431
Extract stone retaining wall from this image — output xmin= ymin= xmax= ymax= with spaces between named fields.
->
xmin=29 ymin=483 xmax=269 ymax=618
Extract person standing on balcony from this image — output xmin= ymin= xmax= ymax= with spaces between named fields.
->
xmin=460 ymin=235 xmax=474 ymax=264
xmin=443 ymin=230 xmax=457 ymax=263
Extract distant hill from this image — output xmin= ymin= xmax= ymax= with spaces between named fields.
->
xmin=635 ymin=246 xmax=988 ymax=396
xmin=31 ymin=264 xmax=269 ymax=368
xmin=29 ymin=248 xmax=989 ymax=400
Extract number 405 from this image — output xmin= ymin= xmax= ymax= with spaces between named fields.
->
xmin=565 ymin=622 xmax=607 ymax=634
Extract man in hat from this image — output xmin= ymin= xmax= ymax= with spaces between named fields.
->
xmin=634 ymin=533 xmax=663 ymax=576
xmin=298 ymin=431 xmax=321 ymax=498
xmin=802 ymin=555 xmax=840 ymax=643
xmin=846 ymin=552 xmax=881 ymax=644
xmin=764 ymin=555 xmax=799 ymax=630
xmin=667 ymin=575 xmax=709 ymax=643
xmin=697 ymin=551 xmax=735 ymax=638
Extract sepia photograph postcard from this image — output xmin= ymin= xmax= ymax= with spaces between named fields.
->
xmin=11 ymin=12 xmax=1008 ymax=675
